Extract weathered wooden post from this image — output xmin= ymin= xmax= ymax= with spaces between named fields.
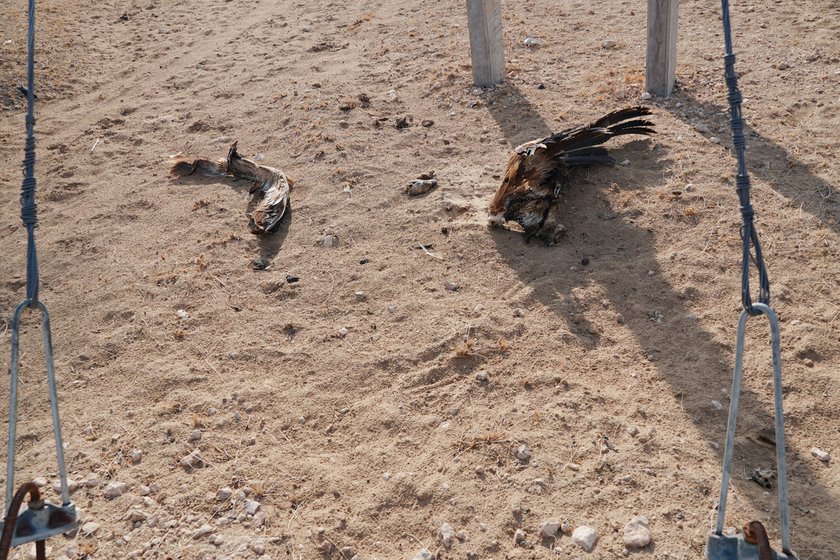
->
xmin=645 ymin=0 xmax=679 ymax=96
xmin=466 ymin=0 xmax=504 ymax=87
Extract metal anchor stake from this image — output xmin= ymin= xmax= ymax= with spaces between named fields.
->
xmin=1 ymin=301 xmax=78 ymax=551
xmin=706 ymin=303 xmax=797 ymax=560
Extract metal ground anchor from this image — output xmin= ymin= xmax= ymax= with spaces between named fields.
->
xmin=706 ymin=303 xmax=797 ymax=560
xmin=2 ymin=301 xmax=78 ymax=548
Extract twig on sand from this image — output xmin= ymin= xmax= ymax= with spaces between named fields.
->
xmin=417 ymin=243 xmax=443 ymax=260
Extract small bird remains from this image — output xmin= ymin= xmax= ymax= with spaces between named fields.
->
xmin=170 ymin=142 xmax=292 ymax=234
xmin=489 ymin=106 xmax=655 ymax=243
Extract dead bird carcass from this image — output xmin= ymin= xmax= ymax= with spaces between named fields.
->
xmin=488 ymin=106 xmax=655 ymax=243
xmin=170 ymin=142 xmax=293 ymax=234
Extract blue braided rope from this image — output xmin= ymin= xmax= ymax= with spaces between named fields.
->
xmin=21 ymin=0 xmax=39 ymax=305
xmin=721 ymin=0 xmax=770 ymax=315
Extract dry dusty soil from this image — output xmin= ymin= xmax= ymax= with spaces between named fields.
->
xmin=1 ymin=0 xmax=839 ymax=558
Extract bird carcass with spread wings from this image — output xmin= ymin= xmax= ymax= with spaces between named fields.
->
xmin=489 ymin=106 xmax=655 ymax=243
xmin=170 ymin=142 xmax=293 ymax=234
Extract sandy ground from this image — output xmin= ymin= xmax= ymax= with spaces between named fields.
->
xmin=1 ymin=0 xmax=839 ymax=558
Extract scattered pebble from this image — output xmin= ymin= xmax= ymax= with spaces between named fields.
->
xmin=126 ymin=509 xmax=148 ymax=523
xmin=523 ymin=37 xmax=540 ymax=47
xmin=192 ymin=524 xmax=214 ymax=539
xmin=245 ymin=499 xmax=261 ymax=516
xmin=602 ymin=39 xmax=618 ymax=49
xmin=138 ymin=484 xmax=150 ymax=496
xmin=475 ymin=370 xmax=489 ymax=383
xmin=131 ymin=449 xmax=142 ymax=464
xmin=536 ymin=82 xmax=546 ymax=89
xmin=81 ymin=522 xmax=100 ymax=535
xmin=619 ymin=159 xmax=630 ymax=166
xmin=406 ymin=178 xmax=438 ymax=196
xmin=540 ymin=520 xmax=562 ymax=538
xmin=103 ymin=481 xmax=127 ymax=499
xmin=514 ymin=528 xmax=527 ymax=544
xmin=572 ymin=526 xmax=598 ymax=552
xmin=286 ymin=274 xmax=300 ymax=283
xmin=216 ymin=487 xmax=233 ymax=501
xmin=188 ymin=429 xmax=202 ymax=442
xmin=641 ymin=92 xmax=652 ymax=100
xmin=322 ymin=234 xmax=339 ymax=248
xmin=811 ymin=447 xmax=830 ymax=462
xmin=623 ymin=515 xmax=652 ymax=548
xmin=515 ymin=444 xmax=531 ymax=462
xmin=395 ymin=115 xmax=411 ymax=129
xmin=777 ymin=61 xmax=791 ymax=70
xmin=176 ymin=309 xmax=189 ymax=320
xmin=52 ymin=479 xmax=80 ymax=495
xmin=421 ymin=119 xmax=434 ymax=127
xmin=440 ymin=522 xmax=455 ymax=548
xmin=513 ymin=308 xmax=526 ymax=317
xmin=444 ymin=279 xmax=459 ymax=291
xmin=803 ymin=358 xmax=815 ymax=367
xmin=250 ymin=258 xmax=269 ymax=270
xmin=179 ymin=449 xmax=204 ymax=469
xmin=710 ymin=136 xmax=721 ymax=144
xmin=412 ymin=550 xmax=433 ymax=560
xmin=711 ymin=400 xmax=723 ymax=411
xmin=355 ymin=290 xmax=367 ymax=301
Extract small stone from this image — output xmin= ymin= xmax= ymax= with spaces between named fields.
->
xmin=475 ymin=370 xmax=490 ymax=383
xmin=803 ymin=358 xmax=814 ymax=367
xmin=80 ymin=522 xmax=99 ymax=536
xmin=777 ymin=61 xmax=791 ymax=70
xmin=602 ymin=39 xmax=618 ymax=49
xmin=209 ymin=534 xmax=224 ymax=546
xmin=539 ymin=520 xmax=562 ymax=538
xmin=412 ymin=550 xmax=433 ymax=560
xmin=131 ymin=449 xmax=142 ymax=463
xmin=245 ymin=499 xmax=261 ymax=515
xmin=52 ymin=479 xmax=80 ymax=494
xmin=711 ymin=400 xmax=723 ymax=411
xmin=627 ymin=426 xmax=639 ymax=437
xmin=286 ymin=274 xmax=300 ymax=283
xmin=514 ymin=529 xmax=527 ymax=544
xmin=619 ymin=159 xmax=630 ymax=166
xmin=523 ymin=37 xmax=540 ymax=47
xmin=149 ymin=483 xmax=161 ymax=494
xmin=572 ymin=526 xmax=598 ymax=552
xmin=710 ymin=136 xmax=721 ymax=144
xmin=355 ymin=290 xmax=367 ymax=301
xmin=536 ymin=83 xmax=546 ymax=89
xmin=104 ymin=481 xmax=127 ymax=499
xmin=421 ymin=119 xmax=434 ymax=127
xmin=176 ymin=309 xmax=189 ymax=320
xmin=127 ymin=509 xmax=148 ymax=523
xmin=623 ymin=515 xmax=652 ymax=548
xmin=444 ymin=279 xmax=460 ymax=291
xmin=188 ymin=429 xmax=202 ymax=442
xmin=192 ymin=524 xmax=214 ymax=539
xmin=513 ymin=308 xmax=526 ymax=317
xmin=250 ymin=258 xmax=269 ymax=270
xmin=179 ymin=449 xmax=204 ymax=469
xmin=474 ymin=465 xmax=485 ymax=476
xmin=138 ymin=485 xmax=150 ymax=496
xmin=561 ymin=521 xmax=571 ymax=533
xmin=337 ymin=327 xmax=349 ymax=337
xmin=811 ymin=447 xmax=830 ymax=462
xmin=250 ymin=541 xmax=266 ymax=555
xmin=580 ymin=256 xmax=590 ymax=266
xmin=440 ymin=522 xmax=455 ymax=548
xmin=216 ymin=487 xmax=233 ymax=501
xmin=322 ymin=234 xmax=338 ymax=248
xmin=695 ymin=123 xmax=711 ymax=134
xmin=616 ymin=313 xmax=625 ymax=325
xmin=515 ymin=444 xmax=531 ymax=462
xmin=387 ymin=304 xmax=397 ymax=313
xmin=641 ymin=92 xmax=652 ymax=100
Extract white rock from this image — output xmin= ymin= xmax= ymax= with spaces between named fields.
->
xmin=192 ymin=524 xmax=214 ymax=539
xmin=250 ymin=541 xmax=266 ymax=555
xmin=475 ymin=370 xmax=489 ymax=382
xmin=103 ymin=481 xmax=127 ymax=499
xmin=515 ymin=444 xmax=531 ymax=462
xmin=440 ymin=522 xmax=455 ymax=548
xmin=245 ymin=499 xmax=261 ymax=515
xmin=619 ymin=159 xmax=631 ymax=166
xmin=623 ymin=515 xmax=652 ymax=548
xmin=523 ymin=37 xmax=540 ymax=47
xmin=131 ymin=449 xmax=142 ymax=463
xmin=514 ymin=528 xmax=527 ymax=544
xmin=217 ymin=487 xmax=233 ymax=501
xmin=355 ymin=290 xmax=367 ymax=301
xmin=323 ymin=234 xmax=338 ymax=248
xmin=710 ymin=136 xmax=721 ymax=144
xmin=444 ymin=279 xmax=460 ymax=291
xmin=572 ymin=526 xmax=598 ymax=552
xmin=602 ymin=39 xmax=618 ymax=49
xmin=337 ymin=327 xmax=349 ymax=337
xmin=176 ymin=309 xmax=189 ymax=320
xmin=539 ymin=520 xmax=562 ymax=538
xmin=641 ymin=92 xmax=652 ymax=100
xmin=81 ymin=522 xmax=100 ymax=535
xmin=711 ymin=400 xmax=723 ymax=410
xmin=811 ymin=447 xmax=831 ymax=462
